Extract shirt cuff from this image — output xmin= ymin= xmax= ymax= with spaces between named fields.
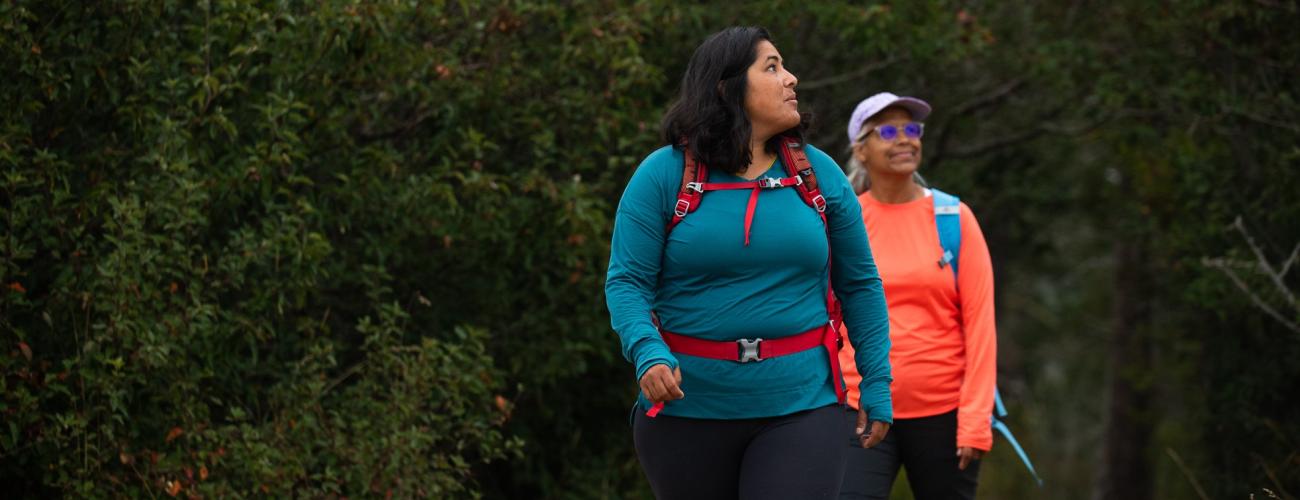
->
xmin=957 ymin=411 xmax=994 ymax=451
xmin=857 ymin=378 xmax=893 ymax=424
xmin=631 ymin=337 xmax=677 ymax=381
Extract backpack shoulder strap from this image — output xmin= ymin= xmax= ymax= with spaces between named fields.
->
xmin=776 ymin=138 xmax=827 ymax=214
xmin=993 ymin=388 xmax=1045 ymax=486
xmin=931 ymin=188 xmax=961 ymax=277
xmin=775 ymin=138 xmax=842 ymax=329
xmin=933 ymin=190 xmax=1041 ymax=485
xmin=666 ymin=147 xmax=707 ymax=233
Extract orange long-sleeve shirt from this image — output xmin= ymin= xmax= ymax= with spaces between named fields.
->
xmin=840 ymin=189 xmax=997 ymax=451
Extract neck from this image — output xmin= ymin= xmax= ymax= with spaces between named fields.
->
xmin=740 ymin=134 xmax=776 ymax=179
xmin=867 ymin=171 xmax=923 ymax=204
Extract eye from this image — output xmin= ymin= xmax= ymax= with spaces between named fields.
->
xmin=766 ymin=64 xmax=777 ymax=72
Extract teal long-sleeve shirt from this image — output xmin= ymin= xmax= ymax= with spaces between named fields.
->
xmin=605 ymin=144 xmax=893 ymax=422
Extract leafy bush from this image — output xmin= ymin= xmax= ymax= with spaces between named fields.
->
xmin=0 ymin=1 xmax=655 ymax=496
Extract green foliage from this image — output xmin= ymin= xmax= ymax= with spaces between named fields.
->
xmin=0 ymin=0 xmax=639 ymax=496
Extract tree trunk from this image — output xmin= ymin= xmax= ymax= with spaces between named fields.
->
xmin=1094 ymin=240 xmax=1155 ymax=500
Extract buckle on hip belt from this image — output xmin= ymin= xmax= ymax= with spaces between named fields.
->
xmin=737 ymin=338 xmax=763 ymax=363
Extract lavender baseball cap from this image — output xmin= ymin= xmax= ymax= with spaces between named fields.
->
xmin=846 ymin=92 xmax=932 ymax=143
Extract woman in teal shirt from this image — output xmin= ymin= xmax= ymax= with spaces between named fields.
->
xmin=605 ymin=26 xmax=893 ymax=498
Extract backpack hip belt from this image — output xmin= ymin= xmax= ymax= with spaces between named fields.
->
xmin=644 ymin=324 xmax=846 ymax=418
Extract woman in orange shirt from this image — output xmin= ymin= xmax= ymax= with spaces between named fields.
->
xmin=837 ymin=93 xmax=997 ymax=499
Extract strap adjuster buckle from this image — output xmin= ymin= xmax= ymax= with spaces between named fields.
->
xmin=811 ymin=194 xmax=827 ymax=213
xmin=685 ymin=182 xmax=704 ymax=193
xmin=737 ymin=338 xmax=764 ymax=363
xmin=757 ymin=177 xmax=783 ymax=189
xmin=674 ymin=199 xmax=691 ymax=217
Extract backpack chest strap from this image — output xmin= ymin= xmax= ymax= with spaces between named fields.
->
xmin=679 ymin=175 xmax=805 ymax=246
xmin=697 ymin=175 xmax=802 ymax=192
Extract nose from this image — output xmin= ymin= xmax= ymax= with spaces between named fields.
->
xmin=784 ymin=68 xmax=798 ymax=88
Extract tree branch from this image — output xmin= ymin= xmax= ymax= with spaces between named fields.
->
xmin=1233 ymin=217 xmax=1298 ymax=307
xmin=354 ymin=107 xmax=438 ymax=143
xmin=1166 ymin=448 xmax=1211 ymax=500
xmin=1252 ymin=452 xmax=1296 ymax=500
xmin=927 ymin=78 xmax=1030 ymax=167
xmin=1201 ymin=256 xmax=1300 ymax=334
xmin=941 ymin=113 xmax=1110 ymax=159
xmin=1279 ymin=243 xmax=1299 ymax=277
xmin=799 ymin=56 xmax=901 ymax=91
xmin=950 ymin=78 xmax=1028 ymax=116
xmin=943 ymin=128 xmax=1047 ymax=159
xmin=1225 ymin=107 xmax=1300 ymax=135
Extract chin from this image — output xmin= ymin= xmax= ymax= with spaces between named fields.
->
xmin=884 ymin=165 xmax=920 ymax=177
xmin=893 ymin=160 xmax=921 ymax=170
xmin=778 ymin=114 xmax=801 ymax=132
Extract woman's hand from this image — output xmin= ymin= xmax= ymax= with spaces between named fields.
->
xmin=639 ymin=364 xmax=684 ymax=403
xmin=957 ymin=446 xmax=984 ymax=470
xmin=856 ymin=407 xmax=891 ymax=448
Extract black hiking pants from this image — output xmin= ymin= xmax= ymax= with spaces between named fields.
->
xmin=633 ymin=403 xmax=851 ymax=499
xmin=839 ymin=409 xmax=980 ymax=499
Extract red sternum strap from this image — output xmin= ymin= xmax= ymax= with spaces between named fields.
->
xmin=699 ymin=176 xmax=801 ymax=246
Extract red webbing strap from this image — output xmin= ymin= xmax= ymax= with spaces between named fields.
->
xmin=777 ymin=139 xmax=844 ymax=329
xmin=701 ymin=176 xmax=801 ymax=191
xmin=778 ymin=138 xmax=825 ymax=213
xmin=821 ymin=324 xmax=847 ymax=403
xmin=743 ymin=186 xmax=759 ymax=246
xmin=704 ymin=175 xmax=804 ymax=247
xmin=676 ymin=173 xmax=803 ymax=246
xmin=659 ymin=330 xmax=742 ymax=359
xmin=659 ymin=326 xmax=826 ymax=360
xmin=646 ymin=325 xmax=847 ymax=416
xmin=646 ymin=313 xmax=672 ymax=418
xmin=667 ymin=149 xmax=707 ymax=233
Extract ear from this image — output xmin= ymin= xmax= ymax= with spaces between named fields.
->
xmin=851 ymin=140 xmax=870 ymax=162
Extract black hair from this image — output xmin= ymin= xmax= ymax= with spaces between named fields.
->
xmin=660 ymin=26 xmax=810 ymax=175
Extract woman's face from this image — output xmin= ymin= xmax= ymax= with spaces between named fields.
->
xmin=853 ymin=107 xmax=922 ymax=178
xmin=742 ymin=40 xmax=800 ymax=138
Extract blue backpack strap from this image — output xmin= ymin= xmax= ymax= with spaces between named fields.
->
xmin=992 ymin=389 xmax=1044 ymax=486
xmin=933 ymin=188 xmax=1042 ymax=486
xmin=931 ymin=188 xmax=961 ymax=278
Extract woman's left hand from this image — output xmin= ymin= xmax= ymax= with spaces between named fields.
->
xmin=957 ymin=447 xmax=984 ymax=470
xmin=855 ymin=407 xmax=891 ymax=448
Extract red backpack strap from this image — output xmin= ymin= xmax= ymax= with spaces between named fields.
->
xmin=666 ymin=147 xmax=707 ymax=233
xmin=650 ymin=148 xmax=704 ymax=418
xmin=777 ymin=137 xmax=827 ymax=214
xmin=776 ymin=138 xmax=844 ymax=331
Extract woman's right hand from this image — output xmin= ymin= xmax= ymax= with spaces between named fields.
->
xmin=639 ymin=364 xmax=685 ymax=403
